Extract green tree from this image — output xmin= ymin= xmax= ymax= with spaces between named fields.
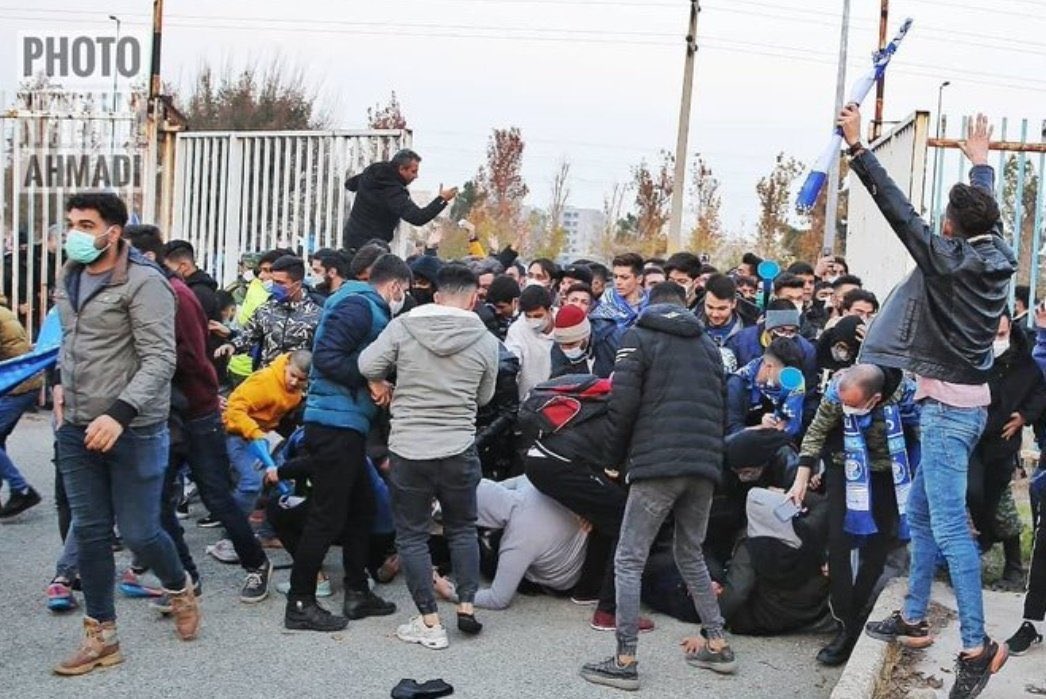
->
xmin=1002 ymin=155 xmax=1040 ymax=285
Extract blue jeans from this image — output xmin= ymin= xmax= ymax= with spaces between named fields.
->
xmin=0 ymin=392 xmax=36 ymax=493
xmin=162 ymin=413 xmax=266 ymax=572
xmin=226 ymin=435 xmax=263 ymax=516
xmin=903 ymin=400 xmax=987 ymax=649
xmin=57 ymin=422 xmax=186 ymax=622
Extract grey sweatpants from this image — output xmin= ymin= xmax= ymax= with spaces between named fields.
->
xmin=614 ymin=476 xmax=724 ymax=656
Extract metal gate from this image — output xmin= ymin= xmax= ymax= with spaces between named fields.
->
xmin=0 ymin=88 xmax=148 ymax=338
xmin=169 ymin=129 xmax=411 ymax=285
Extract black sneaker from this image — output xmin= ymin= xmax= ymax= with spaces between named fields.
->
xmin=949 ymin=638 xmax=1007 ymax=699
xmin=197 ymin=515 xmax=221 ymax=528
xmin=285 ymin=598 xmax=348 ymax=632
xmin=457 ymin=612 xmax=483 ymax=635
xmin=686 ymin=640 xmax=738 ymax=675
xmin=175 ymin=499 xmax=190 ymax=520
xmin=865 ymin=610 xmax=934 ymax=648
xmin=580 ymin=657 xmax=639 ymax=691
xmin=0 ymin=486 xmax=42 ymax=519
xmin=240 ymin=559 xmax=272 ymax=603
xmin=1006 ymin=621 xmax=1042 ymax=656
xmin=342 ymin=588 xmax=396 ymax=620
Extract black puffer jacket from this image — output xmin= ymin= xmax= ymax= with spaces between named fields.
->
xmin=342 ymin=161 xmax=448 ymax=251
xmin=853 ymin=151 xmax=1016 ymax=383
xmin=606 ymin=302 xmax=726 ymax=484
xmin=981 ymin=329 xmax=1046 ymax=457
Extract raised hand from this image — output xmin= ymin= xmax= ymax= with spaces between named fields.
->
xmin=958 ymin=113 xmax=993 ymax=166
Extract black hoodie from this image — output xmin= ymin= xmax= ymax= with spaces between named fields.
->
xmin=605 ymin=302 xmax=726 ymax=484
xmin=341 ymin=161 xmax=447 ymax=251
xmin=183 ymin=268 xmax=220 ymax=322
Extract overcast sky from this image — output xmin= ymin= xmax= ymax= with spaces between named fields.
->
xmin=2 ymin=0 xmax=1044 ymax=234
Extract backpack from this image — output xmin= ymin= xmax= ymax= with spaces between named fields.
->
xmin=517 ymin=374 xmax=612 ymax=450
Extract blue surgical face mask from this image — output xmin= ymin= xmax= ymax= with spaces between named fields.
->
xmin=64 ymin=227 xmax=112 ymax=264
xmin=270 ymin=283 xmax=290 ymax=303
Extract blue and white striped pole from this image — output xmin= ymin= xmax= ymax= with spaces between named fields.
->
xmin=796 ymin=17 xmax=914 ymax=213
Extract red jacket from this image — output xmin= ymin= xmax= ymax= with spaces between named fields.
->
xmin=170 ymin=275 xmax=220 ymax=418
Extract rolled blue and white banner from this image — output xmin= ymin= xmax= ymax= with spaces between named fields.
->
xmin=796 ymin=17 xmax=914 ymax=213
xmin=0 ymin=308 xmax=61 ymax=397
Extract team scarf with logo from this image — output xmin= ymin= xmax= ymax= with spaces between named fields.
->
xmin=842 ymin=403 xmax=913 ymax=542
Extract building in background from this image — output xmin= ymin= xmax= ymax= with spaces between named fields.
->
xmin=559 ymin=206 xmax=605 ymax=261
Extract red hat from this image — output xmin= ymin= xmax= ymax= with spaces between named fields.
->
xmin=554 ymin=305 xmax=591 ymax=344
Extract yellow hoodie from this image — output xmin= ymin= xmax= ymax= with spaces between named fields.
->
xmin=223 ymin=353 xmax=303 ymax=440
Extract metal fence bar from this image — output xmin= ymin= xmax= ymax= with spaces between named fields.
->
xmin=1026 ymin=129 xmax=1046 ymax=327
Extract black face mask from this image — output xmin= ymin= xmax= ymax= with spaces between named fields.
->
xmin=411 ymin=287 xmax=435 ymax=306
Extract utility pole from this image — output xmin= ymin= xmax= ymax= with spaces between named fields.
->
xmin=871 ymin=0 xmax=889 ymax=140
xmin=824 ymin=0 xmax=851 ymax=254
xmin=144 ymin=0 xmax=164 ymax=222
xmin=667 ymin=0 xmax=700 ymax=254
xmin=108 ymin=15 xmax=120 ymax=151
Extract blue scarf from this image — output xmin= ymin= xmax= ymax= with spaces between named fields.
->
xmin=842 ymin=403 xmax=914 ymax=542
xmin=592 ymin=287 xmax=648 ymax=330
xmin=736 ymin=358 xmax=805 ymax=438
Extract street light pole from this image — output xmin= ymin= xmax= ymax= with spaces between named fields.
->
xmin=667 ymin=0 xmax=700 ymax=254
xmin=930 ymin=80 xmax=950 ymax=231
xmin=108 ymin=14 xmax=121 ymax=150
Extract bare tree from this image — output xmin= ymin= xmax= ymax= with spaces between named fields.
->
xmin=475 ymin=127 xmax=530 ymax=250
xmin=367 ymin=91 xmax=408 ymax=130
xmin=547 ymin=160 xmax=571 ymax=231
xmin=688 ymin=154 xmax=723 ymax=254
xmin=632 ymin=150 xmax=674 ymax=257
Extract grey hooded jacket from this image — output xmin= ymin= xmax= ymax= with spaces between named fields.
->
xmin=474 ymin=476 xmax=589 ymax=609
xmin=53 ymin=241 xmax=176 ymax=428
xmin=358 ymin=302 xmax=499 ymax=460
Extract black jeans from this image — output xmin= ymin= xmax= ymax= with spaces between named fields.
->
xmin=289 ymin=424 xmax=374 ymax=599
xmin=825 ymin=465 xmax=899 ymax=635
xmin=526 ymin=453 xmax=627 ymax=613
xmin=389 ymin=447 xmax=482 ymax=615
xmin=161 ymin=412 xmax=267 ymax=574
xmin=966 ymin=443 xmax=1016 ymax=546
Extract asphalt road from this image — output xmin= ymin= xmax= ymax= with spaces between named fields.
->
xmin=1 ymin=410 xmax=843 ymax=698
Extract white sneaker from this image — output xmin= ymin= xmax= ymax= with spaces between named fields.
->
xmin=396 ymin=615 xmax=449 ymax=650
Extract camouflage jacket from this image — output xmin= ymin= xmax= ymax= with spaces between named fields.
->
xmin=230 ymin=296 xmax=321 ymax=368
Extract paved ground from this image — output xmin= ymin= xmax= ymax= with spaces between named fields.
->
xmin=899 ymin=583 xmax=1046 ymax=698
xmin=1 ymin=411 xmax=843 ymax=698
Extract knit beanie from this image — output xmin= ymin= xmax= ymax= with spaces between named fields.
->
xmin=553 ymin=305 xmax=591 ymax=344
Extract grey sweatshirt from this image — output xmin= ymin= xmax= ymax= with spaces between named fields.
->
xmin=474 ymin=476 xmax=589 ymax=610
xmin=358 ymin=303 xmax=499 ymax=460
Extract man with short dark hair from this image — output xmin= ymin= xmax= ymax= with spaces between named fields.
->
xmin=125 ymin=225 xmax=275 ymax=605
xmin=360 ymin=263 xmax=499 ymax=649
xmin=52 ymin=193 xmax=199 ymax=674
xmin=163 ymin=240 xmax=221 ymax=322
xmin=581 ymin=280 xmax=736 ymax=690
xmin=664 ymin=252 xmax=702 ymax=309
xmin=309 ymin=249 xmax=348 ymax=299
xmin=840 ymin=288 xmax=879 ymax=323
xmin=590 ymin=253 xmax=648 ymax=369
xmin=588 ymin=263 xmax=610 ymax=300
xmin=485 ymin=274 xmax=521 ymax=341
xmin=342 ymin=149 xmax=459 ymax=251
xmin=506 ymin=285 xmax=555 ymax=400
xmin=842 ymin=106 xmax=1014 ymax=696
xmin=698 ymin=274 xmax=748 ymax=350
xmin=216 ymin=255 xmax=321 ymax=369
xmin=284 ymin=253 xmax=411 ymax=632
xmin=787 ymin=262 xmax=817 ymax=306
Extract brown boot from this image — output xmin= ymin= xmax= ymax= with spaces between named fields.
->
xmin=53 ymin=616 xmax=123 ymax=676
xmin=166 ymin=573 xmax=201 ymax=641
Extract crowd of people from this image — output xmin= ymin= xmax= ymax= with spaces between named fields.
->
xmin=1 ymin=107 xmax=1043 ymax=699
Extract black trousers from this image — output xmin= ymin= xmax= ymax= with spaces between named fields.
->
xmin=825 ymin=465 xmax=899 ymax=634
xmin=526 ymin=453 xmax=627 ymax=612
xmin=288 ymin=424 xmax=375 ymax=599
xmin=966 ymin=443 xmax=1016 ymax=546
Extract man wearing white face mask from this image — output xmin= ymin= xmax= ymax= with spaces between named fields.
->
xmin=283 ymin=253 xmax=411 ymax=632
xmin=505 ymin=285 xmax=556 ymax=400
xmin=789 ymin=364 xmax=920 ymax=668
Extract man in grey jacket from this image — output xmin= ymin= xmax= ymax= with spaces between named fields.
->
xmin=359 ymin=263 xmax=499 ymax=650
xmin=51 ymin=193 xmax=200 ymax=676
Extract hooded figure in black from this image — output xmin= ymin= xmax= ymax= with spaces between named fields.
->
xmin=815 ymin=315 xmax=865 ymax=394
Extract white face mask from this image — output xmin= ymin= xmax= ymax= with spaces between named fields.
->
xmin=527 ymin=317 xmax=549 ymax=333
xmin=307 ymin=274 xmax=324 ymax=288
xmin=993 ymin=338 xmax=1010 ymax=357
xmin=842 ymin=404 xmax=871 ymax=417
xmin=389 ymin=292 xmax=406 ymax=316
xmin=243 ymin=269 xmax=256 ymax=282
xmin=563 ymin=346 xmax=586 ymax=361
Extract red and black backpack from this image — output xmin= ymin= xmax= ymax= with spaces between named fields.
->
xmin=517 ymin=374 xmax=612 ymax=449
